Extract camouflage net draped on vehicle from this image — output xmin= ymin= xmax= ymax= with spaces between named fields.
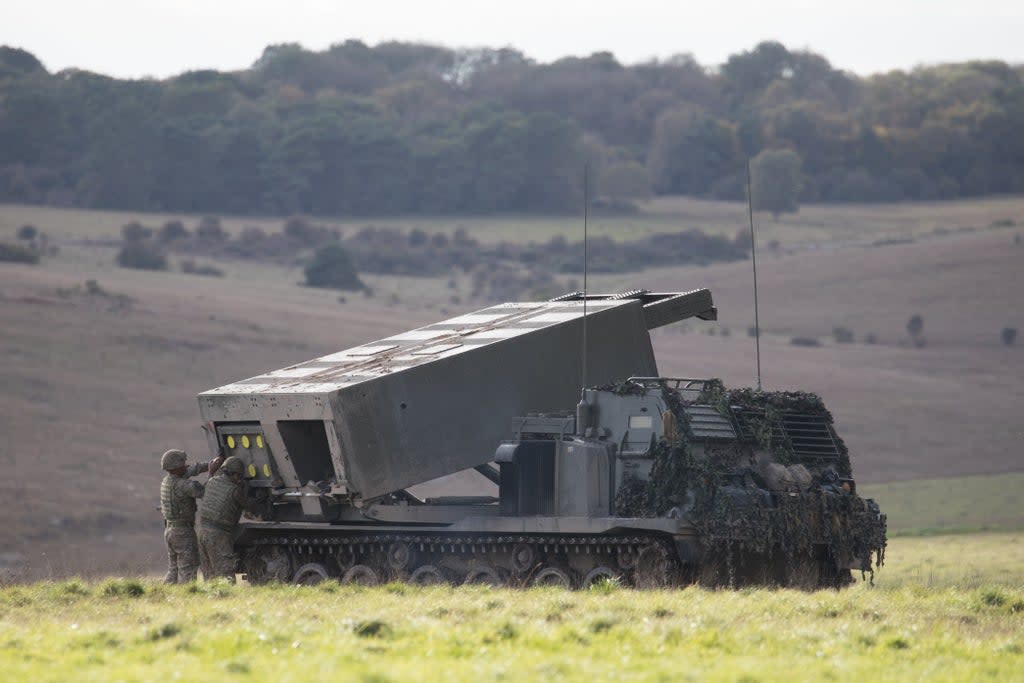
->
xmin=613 ymin=379 xmax=886 ymax=581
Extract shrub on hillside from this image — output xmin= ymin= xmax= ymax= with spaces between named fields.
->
xmin=832 ymin=326 xmax=855 ymax=344
xmin=196 ymin=216 xmax=227 ymax=243
xmin=790 ymin=336 xmax=821 ymax=347
xmin=0 ymin=241 xmax=40 ymax=264
xmin=906 ymin=314 xmax=926 ymax=348
xmin=121 ymin=222 xmax=153 ymax=243
xmin=470 ymin=263 xmax=557 ymax=302
xmin=304 ymin=243 xmax=364 ymax=291
xmin=1003 ymin=328 xmax=1017 ymax=347
xmin=283 ymin=216 xmax=337 ymax=246
xmin=180 ymin=259 xmax=224 ymax=277
xmin=157 ymin=220 xmax=189 ymax=243
xmin=117 ymin=241 xmax=167 ymax=270
xmin=16 ymin=224 xmax=37 ymax=241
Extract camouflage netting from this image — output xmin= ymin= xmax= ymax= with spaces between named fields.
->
xmin=612 ymin=379 xmax=886 ymax=583
xmin=697 ymin=379 xmax=852 ymax=476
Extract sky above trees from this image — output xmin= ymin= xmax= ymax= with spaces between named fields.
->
xmin=3 ymin=0 xmax=1023 ymax=79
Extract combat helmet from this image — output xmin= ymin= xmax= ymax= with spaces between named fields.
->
xmin=161 ymin=449 xmax=187 ymax=471
xmin=220 ymin=456 xmax=245 ymax=476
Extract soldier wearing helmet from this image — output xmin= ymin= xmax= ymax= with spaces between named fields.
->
xmin=198 ymin=455 xmax=250 ymax=581
xmin=159 ymin=448 xmax=217 ymax=584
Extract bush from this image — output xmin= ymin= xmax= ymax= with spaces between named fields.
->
xmin=239 ymin=226 xmax=268 ymax=242
xmin=832 ymin=326 xmax=855 ymax=344
xmin=121 ymin=222 xmax=153 ymax=243
xmin=196 ymin=216 xmax=227 ymax=243
xmin=0 ymin=241 xmax=40 ymax=264
xmin=864 ymin=333 xmax=878 ymax=345
xmin=16 ymin=224 xmax=37 ymax=241
xmin=304 ymin=243 xmax=364 ymax=291
xmin=906 ymin=314 xmax=923 ymax=338
xmin=100 ymin=578 xmax=146 ymax=597
xmin=283 ymin=216 xmax=314 ymax=243
xmin=283 ymin=216 xmax=337 ymax=247
xmin=1003 ymin=328 xmax=1017 ymax=347
xmin=117 ymin=242 xmax=167 ymax=270
xmin=906 ymin=314 xmax=926 ymax=347
xmin=790 ymin=336 xmax=821 ymax=347
xmin=180 ymin=259 xmax=224 ymax=277
xmin=408 ymin=228 xmax=428 ymax=247
xmin=157 ymin=220 xmax=188 ymax=243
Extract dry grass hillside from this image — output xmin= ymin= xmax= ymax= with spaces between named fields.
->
xmin=0 ymin=199 xmax=1021 ymax=579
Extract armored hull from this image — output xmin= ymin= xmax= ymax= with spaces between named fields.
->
xmin=195 ymin=289 xmax=885 ymax=588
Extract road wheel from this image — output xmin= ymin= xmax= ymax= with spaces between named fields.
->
xmin=511 ymin=543 xmax=536 ymax=573
xmin=292 ymin=562 xmax=330 ymax=586
xmin=386 ymin=542 xmax=416 ymax=572
xmin=342 ymin=564 xmax=380 ymax=586
xmin=409 ymin=564 xmax=448 ymax=586
xmin=531 ymin=566 xmax=574 ymax=589
xmin=582 ymin=566 xmax=620 ymax=589
xmin=464 ymin=565 xmax=505 ymax=586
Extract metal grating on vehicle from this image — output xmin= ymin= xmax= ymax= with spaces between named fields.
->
xmin=683 ymin=404 xmax=737 ymax=440
xmin=735 ymin=410 xmax=842 ymax=464
xmin=780 ymin=414 xmax=842 ymax=463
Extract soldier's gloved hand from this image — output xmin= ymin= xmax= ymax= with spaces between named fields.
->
xmin=209 ymin=455 xmax=225 ymax=476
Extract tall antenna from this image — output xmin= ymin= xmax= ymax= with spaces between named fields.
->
xmin=746 ymin=159 xmax=762 ymax=391
xmin=582 ymin=164 xmax=589 ymax=390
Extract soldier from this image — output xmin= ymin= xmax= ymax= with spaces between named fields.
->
xmin=198 ymin=455 xmax=249 ymax=581
xmin=160 ymin=448 xmax=216 ymax=584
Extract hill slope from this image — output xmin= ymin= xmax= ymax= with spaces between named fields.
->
xmin=0 ymin=212 xmax=1021 ymax=579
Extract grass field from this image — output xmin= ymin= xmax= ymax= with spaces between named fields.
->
xmin=1 ymin=533 xmax=1021 ymax=683
xmin=3 ymin=194 xmax=1023 ymax=246
xmin=861 ymin=472 xmax=1024 ymax=536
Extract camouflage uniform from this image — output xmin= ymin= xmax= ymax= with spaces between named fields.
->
xmin=160 ymin=450 xmax=210 ymax=584
xmin=198 ymin=457 xmax=249 ymax=581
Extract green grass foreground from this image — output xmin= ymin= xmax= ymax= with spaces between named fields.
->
xmin=861 ymin=472 xmax=1024 ymax=536
xmin=2 ymin=533 xmax=1022 ymax=683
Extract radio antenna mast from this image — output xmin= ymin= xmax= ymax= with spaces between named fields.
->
xmin=582 ymin=163 xmax=589 ymax=391
xmin=746 ymin=159 xmax=762 ymax=391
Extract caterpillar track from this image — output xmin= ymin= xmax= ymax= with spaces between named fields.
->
xmin=241 ymin=531 xmax=679 ymax=589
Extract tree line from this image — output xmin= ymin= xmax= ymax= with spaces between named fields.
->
xmin=1 ymin=41 xmax=1022 ymax=216
xmin=110 ymin=214 xmax=748 ymax=294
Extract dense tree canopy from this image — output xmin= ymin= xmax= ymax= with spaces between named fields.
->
xmin=750 ymin=149 xmax=802 ymax=218
xmin=1 ymin=41 xmax=1022 ymax=215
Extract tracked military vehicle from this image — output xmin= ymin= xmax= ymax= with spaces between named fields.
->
xmin=197 ymin=289 xmax=885 ymax=588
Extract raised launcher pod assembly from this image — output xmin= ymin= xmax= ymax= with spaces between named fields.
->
xmin=198 ymin=288 xmax=886 ymax=588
